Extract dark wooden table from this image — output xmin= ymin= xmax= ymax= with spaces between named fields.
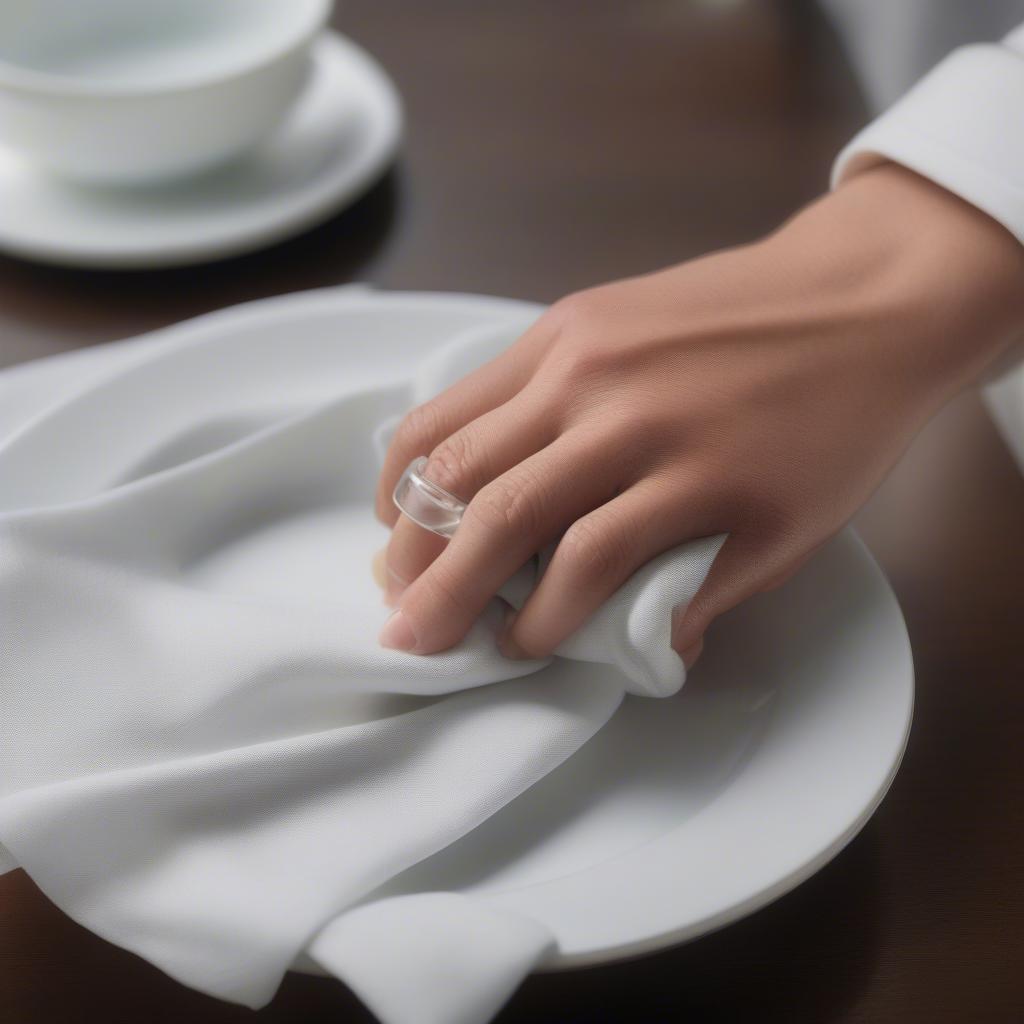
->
xmin=1 ymin=3 xmax=1022 ymax=1022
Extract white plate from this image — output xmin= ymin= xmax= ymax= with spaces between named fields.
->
xmin=0 ymin=33 xmax=401 ymax=269
xmin=0 ymin=288 xmax=914 ymax=969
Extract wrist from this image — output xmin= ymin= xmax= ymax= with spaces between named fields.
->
xmin=800 ymin=163 xmax=1024 ymax=396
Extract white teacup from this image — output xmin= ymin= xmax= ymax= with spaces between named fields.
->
xmin=0 ymin=0 xmax=331 ymax=184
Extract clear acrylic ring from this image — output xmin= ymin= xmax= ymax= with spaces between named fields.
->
xmin=392 ymin=457 xmax=467 ymax=539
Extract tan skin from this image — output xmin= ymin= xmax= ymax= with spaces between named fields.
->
xmin=373 ymin=163 xmax=1024 ymax=669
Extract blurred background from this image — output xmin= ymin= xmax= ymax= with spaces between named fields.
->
xmin=4 ymin=1 xmax=1019 ymax=471
xmin=0 ymin=0 xmax=865 ymax=366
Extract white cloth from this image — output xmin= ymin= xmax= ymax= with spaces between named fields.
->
xmin=825 ymin=1 xmax=1024 ymax=242
xmin=832 ymin=28 xmax=1024 ymax=245
xmin=0 ymin=322 xmax=723 ymax=1023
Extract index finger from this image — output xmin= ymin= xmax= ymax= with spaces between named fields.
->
xmin=374 ymin=319 xmax=552 ymax=526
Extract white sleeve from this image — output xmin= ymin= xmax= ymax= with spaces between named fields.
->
xmin=832 ymin=26 xmax=1024 ymax=245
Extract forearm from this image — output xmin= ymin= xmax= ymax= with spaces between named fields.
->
xmin=773 ymin=162 xmax=1024 ymax=403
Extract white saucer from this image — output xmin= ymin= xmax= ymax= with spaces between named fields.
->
xmin=0 ymin=288 xmax=914 ymax=968
xmin=0 ymin=34 xmax=401 ymax=269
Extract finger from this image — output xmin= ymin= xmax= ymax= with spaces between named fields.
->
xmin=500 ymin=477 xmax=716 ymax=658
xmin=679 ymin=636 xmax=704 ymax=670
xmin=759 ymin=542 xmax=821 ymax=591
xmin=380 ymin=430 xmax=624 ymax=654
xmin=371 ymin=547 xmax=388 ymax=592
xmin=375 ymin=367 xmax=516 ymax=526
xmin=384 ymin=390 xmax=556 ymax=602
xmin=670 ymin=532 xmax=803 ymax=654
xmin=417 ymin=389 xmax=556 ymax=510
xmin=383 ymin=518 xmax=446 ymax=606
xmin=375 ymin=318 xmax=554 ymax=525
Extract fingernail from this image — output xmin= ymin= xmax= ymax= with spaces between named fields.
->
xmin=379 ymin=610 xmax=417 ymax=652
xmin=373 ymin=547 xmax=408 ymax=608
xmin=498 ymin=612 xmax=530 ymax=660
xmin=371 ymin=548 xmax=388 ymax=591
xmin=385 ymin=566 xmax=410 ymax=607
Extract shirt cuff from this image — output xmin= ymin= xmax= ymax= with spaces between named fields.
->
xmin=831 ymin=43 xmax=1024 ymax=246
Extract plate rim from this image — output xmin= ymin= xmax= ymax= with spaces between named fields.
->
xmin=537 ymin=529 xmax=913 ymax=969
xmin=0 ymin=287 xmax=915 ymax=971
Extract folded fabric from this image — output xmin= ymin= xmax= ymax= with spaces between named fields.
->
xmin=0 ymin=319 xmax=723 ymax=1023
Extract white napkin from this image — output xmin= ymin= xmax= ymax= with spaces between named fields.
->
xmin=0 ymin=320 xmax=723 ymax=1023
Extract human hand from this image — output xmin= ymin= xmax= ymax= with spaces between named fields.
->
xmin=375 ymin=164 xmax=1024 ymax=665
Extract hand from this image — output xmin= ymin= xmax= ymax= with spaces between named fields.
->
xmin=374 ymin=164 xmax=1024 ymax=664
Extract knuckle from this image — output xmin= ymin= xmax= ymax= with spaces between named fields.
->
xmin=548 ymin=290 xmax=600 ymax=331
xmin=542 ymin=345 xmax=611 ymax=410
xmin=396 ymin=401 xmax=447 ymax=454
xmin=570 ymin=342 xmax=610 ymax=380
xmin=605 ymin=411 xmax=664 ymax=467
xmin=545 ymin=293 xmax=608 ymax=358
xmin=468 ymin=467 xmax=548 ymax=539
xmin=427 ymin=428 xmax=484 ymax=497
xmin=747 ymin=493 xmax=794 ymax=536
xmin=559 ymin=512 xmax=632 ymax=584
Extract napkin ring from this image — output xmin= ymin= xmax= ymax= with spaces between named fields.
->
xmin=393 ymin=457 xmax=467 ymax=539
